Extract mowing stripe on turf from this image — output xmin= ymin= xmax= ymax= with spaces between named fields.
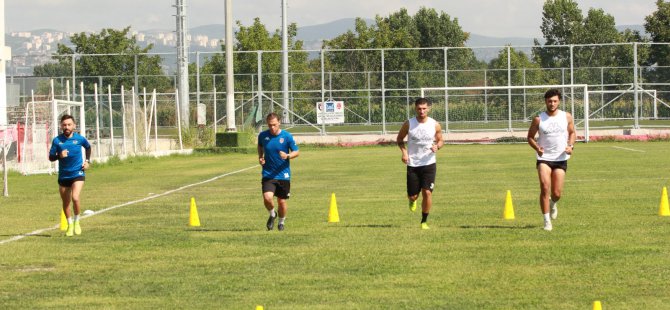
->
xmin=0 ymin=165 xmax=258 ymax=246
xmin=611 ymin=146 xmax=646 ymax=153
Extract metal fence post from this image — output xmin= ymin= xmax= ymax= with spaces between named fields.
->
xmin=633 ymin=42 xmax=639 ymax=129
xmin=507 ymin=46 xmax=512 ymax=132
xmin=196 ymin=51 xmax=200 ymax=109
xmin=443 ymin=47 xmax=448 ymax=132
xmin=381 ymin=49 xmax=386 ymax=135
xmin=320 ymin=49 xmax=325 ymax=135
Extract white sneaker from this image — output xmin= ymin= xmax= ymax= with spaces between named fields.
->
xmin=543 ymin=221 xmax=553 ymax=231
xmin=550 ymin=200 xmax=558 ymax=220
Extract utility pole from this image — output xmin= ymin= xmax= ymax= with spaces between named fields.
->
xmin=225 ymin=0 xmax=236 ymax=131
xmin=281 ymin=0 xmax=290 ymax=124
xmin=175 ymin=0 xmax=190 ymax=127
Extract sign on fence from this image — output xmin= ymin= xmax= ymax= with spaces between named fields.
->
xmin=316 ymin=100 xmax=345 ymax=124
xmin=197 ymin=103 xmax=206 ymax=125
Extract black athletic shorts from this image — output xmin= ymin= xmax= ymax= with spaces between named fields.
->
xmin=536 ymin=160 xmax=568 ymax=172
xmin=262 ymin=178 xmax=291 ymax=199
xmin=407 ymin=163 xmax=436 ymax=197
xmin=58 ymin=176 xmax=85 ymax=187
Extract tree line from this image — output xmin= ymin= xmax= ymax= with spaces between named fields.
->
xmin=32 ymin=0 xmax=670 ymax=125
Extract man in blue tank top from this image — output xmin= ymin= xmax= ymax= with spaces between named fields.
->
xmin=527 ymin=89 xmax=576 ymax=231
xmin=257 ymin=112 xmax=299 ymax=231
xmin=48 ymin=115 xmax=92 ymax=237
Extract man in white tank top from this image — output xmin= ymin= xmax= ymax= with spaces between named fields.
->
xmin=527 ymin=89 xmax=576 ymax=231
xmin=397 ymin=98 xmax=444 ymax=230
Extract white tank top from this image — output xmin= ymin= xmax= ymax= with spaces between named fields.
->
xmin=537 ymin=110 xmax=570 ymax=161
xmin=407 ymin=117 xmax=437 ymax=167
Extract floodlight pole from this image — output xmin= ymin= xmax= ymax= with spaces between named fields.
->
xmin=225 ymin=0 xmax=236 ymax=131
xmin=175 ymin=0 xmax=190 ymax=127
xmin=281 ymin=0 xmax=290 ymax=124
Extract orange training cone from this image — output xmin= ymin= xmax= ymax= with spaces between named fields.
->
xmin=59 ymin=209 xmax=68 ymax=231
xmin=328 ymin=193 xmax=340 ymax=223
xmin=189 ymin=197 xmax=201 ymax=227
xmin=659 ymin=187 xmax=670 ymax=216
xmin=503 ymin=190 xmax=515 ymax=220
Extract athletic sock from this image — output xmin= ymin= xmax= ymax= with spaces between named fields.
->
xmin=67 ymin=217 xmax=73 ymax=225
xmin=269 ymin=209 xmax=276 ymax=218
xmin=73 ymin=215 xmax=80 ymax=222
xmin=543 ymin=213 xmax=551 ymax=222
xmin=279 ymin=217 xmax=286 ymax=225
xmin=421 ymin=212 xmax=429 ymax=223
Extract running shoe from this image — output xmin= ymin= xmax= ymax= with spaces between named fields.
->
xmin=74 ymin=220 xmax=82 ymax=235
xmin=266 ymin=215 xmax=276 ymax=231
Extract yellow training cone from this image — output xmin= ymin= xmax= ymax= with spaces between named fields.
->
xmin=659 ymin=186 xmax=670 ymax=216
xmin=328 ymin=193 xmax=340 ymax=223
xmin=59 ymin=209 xmax=68 ymax=231
xmin=503 ymin=190 xmax=515 ymax=220
xmin=189 ymin=197 xmax=201 ymax=227
xmin=592 ymin=300 xmax=602 ymax=310
xmin=255 ymin=306 xmax=264 ymax=310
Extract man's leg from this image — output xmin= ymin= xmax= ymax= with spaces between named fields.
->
xmin=407 ymin=167 xmax=420 ymax=212
xmin=549 ymin=168 xmax=566 ymax=220
xmin=59 ymin=185 xmax=74 ymax=236
xmin=420 ymin=188 xmax=432 ymax=229
xmin=277 ymin=198 xmax=288 ymax=231
xmin=71 ymin=181 xmax=84 ymax=216
xmin=537 ymin=163 xmax=553 ymax=230
xmin=70 ymin=181 xmax=84 ymax=235
xmin=263 ymin=191 xmax=277 ymax=230
xmin=550 ymin=169 xmax=566 ymax=203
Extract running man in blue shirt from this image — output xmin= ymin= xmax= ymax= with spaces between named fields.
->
xmin=48 ymin=115 xmax=92 ymax=237
xmin=257 ymin=112 xmax=299 ymax=231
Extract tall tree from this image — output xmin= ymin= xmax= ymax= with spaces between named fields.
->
xmin=645 ymin=0 xmax=670 ymax=66
xmin=533 ymin=0 xmax=584 ymax=68
xmin=34 ymin=26 xmax=170 ymax=93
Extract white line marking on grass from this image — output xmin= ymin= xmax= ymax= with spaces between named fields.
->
xmin=611 ymin=146 xmax=646 ymax=153
xmin=0 ymin=165 xmax=258 ymax=246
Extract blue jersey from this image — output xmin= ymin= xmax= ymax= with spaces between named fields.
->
xmin=258 ymin=129 xmax=298 ymax=181
xmin=49 ymin=133 xmax=91 ymax=180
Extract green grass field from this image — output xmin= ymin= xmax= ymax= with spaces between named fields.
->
xmin=1 ymin=142 xmax=670 ymax=309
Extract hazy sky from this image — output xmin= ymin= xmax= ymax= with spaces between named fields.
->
xmin=5 ymin=0 xmax=658 ymax=38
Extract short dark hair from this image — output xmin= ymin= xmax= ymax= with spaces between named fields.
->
xmin=60 ymin=114 xmax=75 ymax=123
xmin=414 ymin=97 xmax=431 ymax=106
xmin=544 ymin=89 xmax=562 ymax=100
xmin=266 ymin=112 xmax=280 ymax=122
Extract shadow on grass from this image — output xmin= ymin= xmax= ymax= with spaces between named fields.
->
xmin=330 ymin=224 xmax=397 ymax=228
xmin=459 ymin=225 xmax=537 ymax=229
xmin=185 ymin=228 xmax=256 ymax=232
xmin=0 ymin=234 xmax=51 ymax=238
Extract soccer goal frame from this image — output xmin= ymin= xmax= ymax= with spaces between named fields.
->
xmin=20 ymin=80 xmax=86 ymax=175
xmin=420 ymin=84 xmax=590 ymax=142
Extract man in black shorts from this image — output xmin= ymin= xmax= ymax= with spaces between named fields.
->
xmin=257 ymin=113 xmax=300 ymax=231
xmin=527 ymin=89 xmax=576 ymax=231
xmin=397 ymin=98 xmax=444 ymax=229
xmin=48 ymin=115 xmax=92 ymax=237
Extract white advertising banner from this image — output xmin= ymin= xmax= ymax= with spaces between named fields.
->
xmin=316 ymin=100 xmax=345 ymax=124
